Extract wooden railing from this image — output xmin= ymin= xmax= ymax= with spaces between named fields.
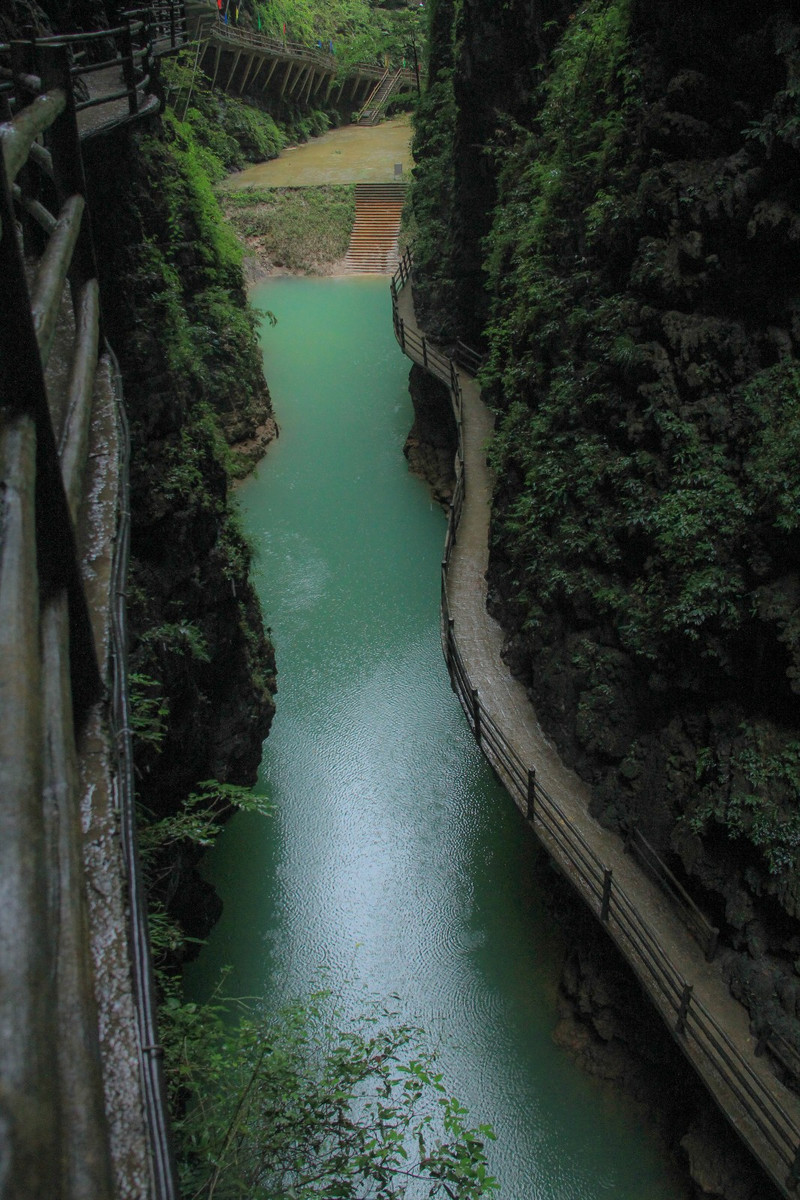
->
xmin=206 ymin=17 xmax=419 ymax=85
xmin=0 ymin=45 xmax=177 ymax=1200
xmin=8 ymin=22 xmax=151 ymax=117
xmin=625 ymin=826 xmax=720 ymax=961
xmin=390 ymin=247 xmax=800 ymax=1196
xmin=124 ymin=2 xmax=188 ymax=56
xmin=357 ymin=66 xmax=389 ymax=118
xmin=1 ymin=4 xmax=186 ymax=124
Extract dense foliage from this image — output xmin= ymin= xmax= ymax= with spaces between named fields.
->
xmin=161 ymin=49 xmax=333 ymax=176
xmin=83 ymin=94 xmax=277 ymax=929
xmin=161 ymin=980 xmax=496 ymax=1199
xmin=482 ymin=0 xmax=800 ymax=892
xmin=238 ymin=0 xmax=426 ymax=70
xmin=411 ymin=0 xmax=800 ymax=1043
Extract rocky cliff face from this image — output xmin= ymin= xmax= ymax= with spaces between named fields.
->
xmin=81 ymin=112 xmax=277 ymax=941
xmin=403 ymin=363 xmax=458 ymax=505
xmin=411 ymin=0 xmax=800 ymax=1145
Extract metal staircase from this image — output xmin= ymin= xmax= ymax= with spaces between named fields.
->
xmin=356 ymin=68 xmax=404 ymax=125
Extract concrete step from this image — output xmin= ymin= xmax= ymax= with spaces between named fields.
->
xmin=343 ymin=184 xmax=407 ymax=273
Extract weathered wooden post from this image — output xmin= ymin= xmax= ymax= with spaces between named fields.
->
xmin=472 ymin=687 xmax=481 ymax=744
xmin=399 ymin=317 xmax=405 ymax=351
xmin=786 ymin=1147 xmax=800 ymax=1190
xmin=448 ymin=501 xmax=455 ymax=546
xmin=526 ymin=768 xmax=536 ymax=822
xmin=447 ymin=617 xmax=456 ymax=692
xmin=121 ymin=19 xmax=139 ymax=114
xmin=600 ymin=868 xmax=613 ymax=923
xmin=676 ymin=984 xmax=693 ymax=1035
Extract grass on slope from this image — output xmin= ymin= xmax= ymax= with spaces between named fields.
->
xmin=218 ymin=185 xmax=356 ymax=274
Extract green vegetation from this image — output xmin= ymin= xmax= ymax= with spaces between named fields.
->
xmin=220 ymin=185 xmax=356 ymax=273
xmin=408 ymin=0 xmax=800 ymax=899
xmin=161 ymin=51 xmax=330 ymax=177
xmin=241 ymin=0 xmax=426 ymax=71
xmin=688 ymin=725 xmax=800 ymax=877
xmin=407 ymin=0 xmax=456 ymax=337
xmin=162 ymin=981 xmax=497 ymax=1199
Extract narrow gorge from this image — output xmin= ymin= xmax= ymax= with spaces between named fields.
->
xmin=2 ymin=2 xmax=800 ymax=1198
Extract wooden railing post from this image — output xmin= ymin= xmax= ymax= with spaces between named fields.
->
xmin=448 ymin=501 xmax=455 ymax=546
xmin=526 ymin=768 xmax=536 ymax=821
xmin=121 ymin=19 xmax=138 ymax=114
xmin=399 ymin=317 xmax=405 ymax=351
xmin=472 ymin=687 xmax=481 ymax=744
xmin=676 ymin=984 xmax=693 ymax=1035
xmin=705 ymin=926 xmax=719 ymax=963
xmin=35 ymin=44 xmax=99 ymax=301
xmin=600 ymin=868 xmax=613 ymax=923
xmin=786 ymin=1147 xmax=800 ymax=1190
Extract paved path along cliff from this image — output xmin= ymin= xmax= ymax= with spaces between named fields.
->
xmin=394 ymin=272 xmax=800 ymax=1199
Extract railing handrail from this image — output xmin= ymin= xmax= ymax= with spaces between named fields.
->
xmin=1 ymin=46 xmax=178 ymax=1200
xmin=7 ymin=16 xmax=154 ymax=123
xmin=625 ymin=826 xmax=720 ymax=961
xmin=207 ymin=18 xmax=419 ymax=84
xmin=25 ymin=20 xmax=146 ymax=45
xmin=391 ymin=248 xmax=800 ymax=1196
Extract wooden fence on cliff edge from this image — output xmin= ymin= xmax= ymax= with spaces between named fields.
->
xmin=390 ymin=247 xmax=800 ymax=1197
xmin=0 ymin=7 xmax=185 ymax=125
xmin=1 ymin=37 xmax=178 ymax=1200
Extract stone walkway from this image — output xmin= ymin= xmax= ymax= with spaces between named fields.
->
xmin=395 ymin=279 xmax=800 ymax=1199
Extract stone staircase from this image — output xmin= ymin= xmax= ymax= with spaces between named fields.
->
xmin=343 ymin=182 xmax=406 ymax=274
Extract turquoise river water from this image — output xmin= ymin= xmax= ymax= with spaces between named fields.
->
xmin=184 ymin=275 xmax=685 ymax=1199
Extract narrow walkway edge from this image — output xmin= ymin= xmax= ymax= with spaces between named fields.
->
xmin=390 ymin=251 xmax=800 ymax=1199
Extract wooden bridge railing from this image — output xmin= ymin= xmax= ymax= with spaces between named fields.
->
xmin=207 ymin=17 xmax=415 ymax=79
xmin=124 ymin=2 xmax=189 ymax=56
xmin=390 ymin=247 xmax=800 ymax=1196
xmin=1 ymin=4 xmax=187 ymax=124
xmin=204 ymin=16 xmax=420 ymax=98
xmin=7 ymin=21 xmax=151 ymax=116
xmin=0 ymin=45 xmax=177 ymax=1200
xmin=624 ymin=826 xmax=720 ymax=961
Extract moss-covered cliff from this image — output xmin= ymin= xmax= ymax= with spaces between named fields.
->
xmin=412 ymin=0 xmax=800 ymax=1074
xmin=80 ymin=104 xmax=277 ymax=940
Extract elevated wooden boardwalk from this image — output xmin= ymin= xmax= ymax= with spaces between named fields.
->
xmin=391 ymin=253 xmax=800 ymax=1199
xmin=198 ymin=17 xmax=418 ymax=112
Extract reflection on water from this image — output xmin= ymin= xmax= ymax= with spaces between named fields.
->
xmin=185 ymin=276 xmax=685 ymax=1200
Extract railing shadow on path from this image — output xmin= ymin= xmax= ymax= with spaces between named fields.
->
xmin=391 ymin=247 xmax=800 ymax=1200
